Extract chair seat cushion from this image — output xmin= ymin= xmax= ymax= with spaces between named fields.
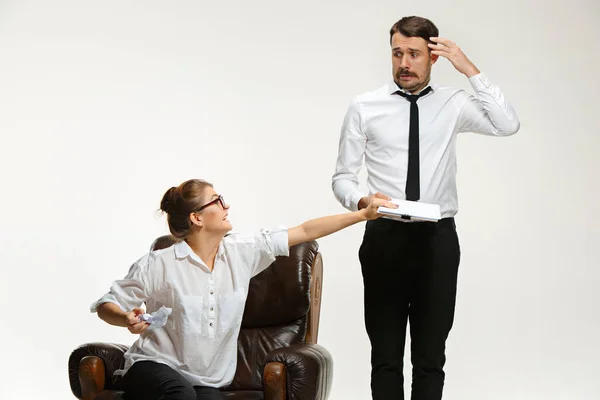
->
xmin=94 ymin=389 xmax=262 ymax=400
xmin=222 ymin=390 xmax=264 ymax=400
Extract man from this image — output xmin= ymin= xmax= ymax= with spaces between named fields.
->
xmin=331 ymin=16 xmax=519 ymax=400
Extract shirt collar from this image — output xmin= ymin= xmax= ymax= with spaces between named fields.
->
xmin=174 ymin=239 xmax=225 ymax=266
xmin=388 ymin=81 xmax=436 ymax=96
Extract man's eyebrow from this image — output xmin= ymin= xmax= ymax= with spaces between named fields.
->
xmin=392 ymin=47 xmax=422 ymax=52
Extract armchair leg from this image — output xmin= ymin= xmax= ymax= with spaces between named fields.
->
xmin=79 ymin=355 xmax=106 ymax=400
xmin=264 ymin=361 xmax=287 ymax=400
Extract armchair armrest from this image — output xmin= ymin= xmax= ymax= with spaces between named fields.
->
xmin=68 ymin=342 xmax=129 ymax=399
xmin=263 ymin=343 xmax=333 ymax=400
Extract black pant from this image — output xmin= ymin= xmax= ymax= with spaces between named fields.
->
xmin=359 ymin=218 xmax=461 ymax=400
xmin=122 ymin=361 xmax=223 ymax=400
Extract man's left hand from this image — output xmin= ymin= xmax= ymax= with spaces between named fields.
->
xmin=428 ymin=37 xmax=480 ymax=78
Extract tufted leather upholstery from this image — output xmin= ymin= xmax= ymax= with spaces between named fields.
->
xmin=69 ymin=235 xmax=332 ymax=399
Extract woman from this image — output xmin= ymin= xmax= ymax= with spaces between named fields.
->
xmin=91 ymin=178 xmax=395 ymax=400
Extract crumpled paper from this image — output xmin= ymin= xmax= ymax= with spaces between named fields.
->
xmin=138 ymin=305 xmax=172 ymax=330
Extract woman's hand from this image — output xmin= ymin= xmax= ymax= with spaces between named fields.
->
xmin=363 ymin=198 xmax=397 ymax=220
xmin=124 ymin=307 xmax=150 ymax=334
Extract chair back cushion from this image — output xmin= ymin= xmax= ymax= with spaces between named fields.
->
xmin=227 ymin=241 xmax=318 ymax=390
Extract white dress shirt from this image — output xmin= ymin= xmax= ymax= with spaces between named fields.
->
xmin=90 ymin=228 xmax=289 ymax=388
xmin=332 ymin=73 xmax=520 ymax=218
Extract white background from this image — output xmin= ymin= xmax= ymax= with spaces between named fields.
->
xmin=1 ymin=0 xmax=599 ymax=399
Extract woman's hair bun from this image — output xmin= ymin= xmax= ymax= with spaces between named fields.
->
xmin=160 ymin=187 xmax=178 ymax=213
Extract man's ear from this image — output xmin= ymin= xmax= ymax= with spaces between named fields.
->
xmin=190 ymin=212 xmax=203 ymax=227
xmin=431 ymin=53 xmax=439 ymax=64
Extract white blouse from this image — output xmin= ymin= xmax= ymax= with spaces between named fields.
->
xmin=90 ymin=228 xmax=289 ymax=388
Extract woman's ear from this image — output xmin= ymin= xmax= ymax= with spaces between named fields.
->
xmin=189 ymin=212 xmax=203 ymax=227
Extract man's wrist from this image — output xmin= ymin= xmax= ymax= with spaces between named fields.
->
xmin=464 ymin=64 xmax=480 ymax=78
xmin=357 ymin=196 xmax=369 ymax=210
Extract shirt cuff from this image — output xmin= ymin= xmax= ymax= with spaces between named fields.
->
xmin=349 ymin=191 xmax=366 ymax=212
xmin=90 ymin=295 xmax=123 ymax=313
xmin=468 ymin=72 xmax=492 ymax=91
xmin=265 ymin=227 xmax=289 ymax=257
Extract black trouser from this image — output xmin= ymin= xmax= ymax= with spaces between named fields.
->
xmin=359 ymin=217 xmax=461 ymax=400
xmin=122 ymin=361 xmax=223 ymax=400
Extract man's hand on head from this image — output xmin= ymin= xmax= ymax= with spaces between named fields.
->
xmin=428 ymin=37 xmax=480 ymax=78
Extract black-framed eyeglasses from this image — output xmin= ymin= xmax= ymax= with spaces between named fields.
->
xmin=196 ymin=195 xmax=227 ymax=212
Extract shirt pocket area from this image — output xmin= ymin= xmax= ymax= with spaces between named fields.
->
xmin=178 ymin=294 xmax=203 ymax=335
xmin=218 ymin=290 xmax=246 ymax=334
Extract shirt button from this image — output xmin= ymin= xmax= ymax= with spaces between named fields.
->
xmin=210 ymin=307 xmax=214 ymax=311
xmin=210 ymin=291 xmax=214 ymax=295
xmin=209 ymin=322 xmax=213 ymax=327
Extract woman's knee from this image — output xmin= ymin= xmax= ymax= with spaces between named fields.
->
xmin=163 ymin=382 xmax=197 ymax=400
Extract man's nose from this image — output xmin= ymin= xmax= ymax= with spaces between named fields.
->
xmin=399 ymin=55 xmax=410 ymax=69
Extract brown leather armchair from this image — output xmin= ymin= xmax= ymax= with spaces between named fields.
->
xmin=68 ymin=236 xmax=333 ymax=400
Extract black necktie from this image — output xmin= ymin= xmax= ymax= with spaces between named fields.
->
xmin=395 ymin=86 xmax=432 ymax=201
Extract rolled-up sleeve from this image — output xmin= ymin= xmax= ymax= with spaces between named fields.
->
xmin=250 ymin=227 xmax=289 ymax=277
xmin=90 ymin=254 xmax=152 ymax=313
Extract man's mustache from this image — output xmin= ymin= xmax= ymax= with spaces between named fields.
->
xmin=397 ymin=69 xmax=417 ymax=77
